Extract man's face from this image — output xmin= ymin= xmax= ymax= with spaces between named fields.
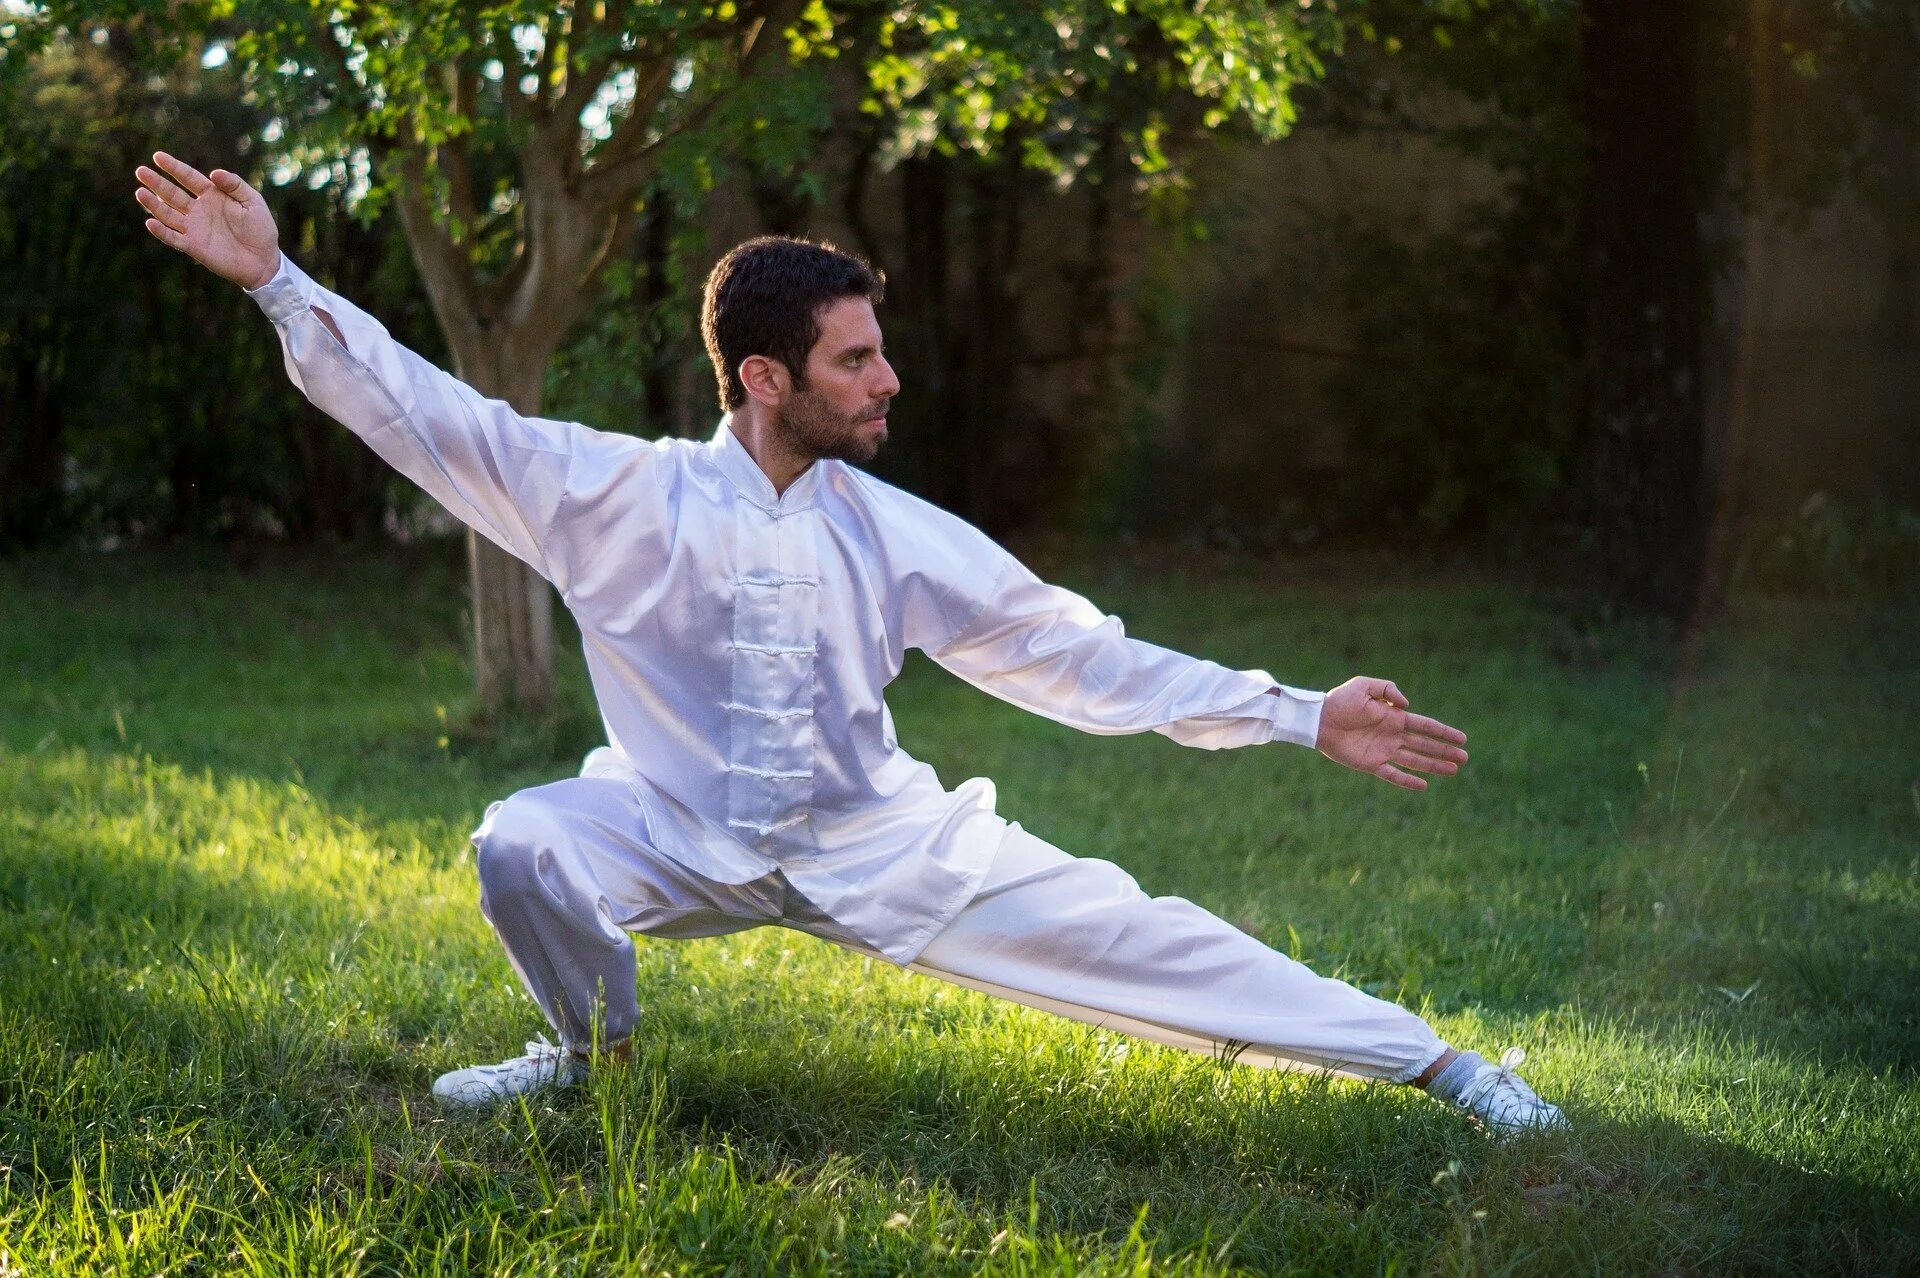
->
xmin=775 ymin=296 xmax=900 ymax=465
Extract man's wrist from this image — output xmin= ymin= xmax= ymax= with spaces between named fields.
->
xmin=243 ymin=249 xmax=313 ymax=326
xmin=1260 ymin=684 xmax=1326 ymax=750
xmin=242 ymin=250 xmax=282 ymax=292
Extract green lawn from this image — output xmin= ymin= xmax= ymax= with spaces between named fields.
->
xmin=0 ymin=542 xmax=1914 ymax=1273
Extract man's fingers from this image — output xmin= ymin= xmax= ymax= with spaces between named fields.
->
xmin=135 ymin=165 xmax=193 ymax=212
xmin=1398 ymin=736 xmax=1464 ymax=767
xmin=1368 ymin=678 xmax=1409 ymax=708
xmin=1406 ymin=712 xmax=1467 ymax=746
xmin=1373 ymin=762 xmax=1428 ymax=791
xmin=152 ymin=150 xmax=212 ymax=196
xmin=1394 ymin=747 xmax=1458 ymax=777
xmin=1397 ymin=733 xmax=1451 ymax=758
xmin=143 ymin=218 xmax=187 ymax=250
xmin=211 ymin=169 xmax=253 ymax=203
xmin=135 ymin=187 xmax=187 ymax=233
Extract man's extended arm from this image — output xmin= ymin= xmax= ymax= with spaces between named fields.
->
xmin=135 ymin=150 xmax=625 ymax=595
xmin=240 ymin=249 xmax=588 ymax=589
xmin=923 ymin=546 xmax=1327 ymax=751
xmin=912 ymin=527 xmax=1471 ymax=786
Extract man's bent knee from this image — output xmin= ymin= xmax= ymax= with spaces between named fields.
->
xmin=473 ymin=793 xmax=570 ymax=904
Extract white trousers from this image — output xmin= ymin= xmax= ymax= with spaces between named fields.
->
xmin=470 ymin=777 xmax=1449 ymax=1085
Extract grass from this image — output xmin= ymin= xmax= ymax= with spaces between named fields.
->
xmin=0 ymin=539 xmax=1914 ymax=1274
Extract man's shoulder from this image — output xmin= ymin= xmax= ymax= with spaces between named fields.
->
xmin=826 ymin=462 xmax=999 ymax=553
xmin=551 ymin=426 xmax=690 ymax=527
xmin=826 ymin=463 xmax=1015 ymax=649
xmin=562 ymin=423 xmax=687 ymax=480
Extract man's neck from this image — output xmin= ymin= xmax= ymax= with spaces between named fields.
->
xmin=730 ymin=409 xmax=815 ymax=496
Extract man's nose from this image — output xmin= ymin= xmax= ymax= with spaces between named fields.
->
xmin=872 ymin=355 xmax=901 ymax=399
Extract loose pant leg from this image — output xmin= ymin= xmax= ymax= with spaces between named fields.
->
xmin=870 ymin=824 xmax=1448 ymax=1084
xmin=470 ymin=776 xmax=785 ymax=1052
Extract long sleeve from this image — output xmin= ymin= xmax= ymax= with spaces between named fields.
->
xmin=245 ymin=249 xmax=613 ymax=595
xmin=924 ymin=548 xmax=1326 ymax=750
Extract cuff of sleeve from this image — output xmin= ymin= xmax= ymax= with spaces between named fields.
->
xmin=1259 ymin=684 xmax=1326 ymax=750
xmin=243 ymin=249 xmax=311 ymax=324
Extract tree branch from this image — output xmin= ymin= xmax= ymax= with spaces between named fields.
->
xmin=441 ymin=60 xmax=482 ymax=246
xmin=576 ymin=55 xmax=676 ymax=199
xmin=391 ymin=144 xmax=485 ymax=332
xmin=554 ymin=0 xmax=635 ymax=125
xmin=303 ymin=16 xmax=386 ymax=149
xmin=578 ymin=0 xmax=805 ymax=208
xmin=492 ymin=22 xmax=539 ymax=129
xmin=532 ymin=9 xmax=562 ymax=116
xmin=580 ymin=197 xmax=644 ymax=303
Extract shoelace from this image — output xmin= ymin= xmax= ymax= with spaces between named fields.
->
xmin=522 ymin=1034 xmax=566 ymax=1064
xmin=474 ymin=1034 xmax=568 ymax=1077
xmin=1460 ymin=1045 xmax=1536 ymax=1112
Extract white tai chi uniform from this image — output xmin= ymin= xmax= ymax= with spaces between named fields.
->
xmin=247 ymin=251 xmax=1449 ymax=1086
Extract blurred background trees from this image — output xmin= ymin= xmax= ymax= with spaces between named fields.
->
xmin=3 ymin=0 xmax=1914 ymax=635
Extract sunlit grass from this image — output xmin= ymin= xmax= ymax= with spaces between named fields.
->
xmin=0 ymin=541 xmax=1914 ymax=1272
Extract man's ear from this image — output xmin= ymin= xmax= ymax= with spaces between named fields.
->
xmin=739 ymin=354 xmax=789 ymax=408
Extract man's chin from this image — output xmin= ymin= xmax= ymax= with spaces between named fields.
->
xmin=836 ymin=423 xmax=887 ymax=464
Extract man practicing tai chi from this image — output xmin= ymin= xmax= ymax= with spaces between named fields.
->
xmin=135 ymin=149 xmax=1567 ymax=1136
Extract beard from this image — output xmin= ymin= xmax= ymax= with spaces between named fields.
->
xmin=775 ymin=385 xmax=889 ymax=465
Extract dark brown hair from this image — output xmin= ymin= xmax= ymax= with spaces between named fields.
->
xmin=700 ymin=236 xmax=886 ymax=411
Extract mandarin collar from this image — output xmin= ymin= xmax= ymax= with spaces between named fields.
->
xmin=708 ymin=414 xmax=825 ymax=514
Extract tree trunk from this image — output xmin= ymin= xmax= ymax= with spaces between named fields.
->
xmin=453 ymin=355 xmax=557 ymax=714
xmin=1576 ymin=0 xmax=1711 ymax=626
xmin=467 ymin=531 xmax=556 ymax=712
xmin=387 ymin=148 xmax=594 ymax=719
xmin=299 ymin=3 xmax=803 ymax=712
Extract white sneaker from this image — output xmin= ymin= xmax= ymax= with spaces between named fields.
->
xmin=432 ymin=1036 xmax=588 ymax=1109
xmin=1455 ymin=1047 xmax=1570 ymax=1136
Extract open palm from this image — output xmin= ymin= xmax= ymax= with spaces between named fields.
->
xmin=134 ymin=151 xmax=280 ymax=290
xmin=1315 ymin=676 xmax=1469 ymax=791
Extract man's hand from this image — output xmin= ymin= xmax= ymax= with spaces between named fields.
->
xmin=134 ymin=151 xmax=280 ymax=290
xmin=1313 ymin=676 xmax=1468 ymax=791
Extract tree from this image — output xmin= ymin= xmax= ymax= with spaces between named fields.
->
xmin=282 ymin=0 xmax=824 ymax=714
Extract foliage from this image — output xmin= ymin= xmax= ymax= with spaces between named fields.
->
xmin=8 ymin=0 xmax=1907 ymax=557
xmin=0 ymin=545 xmax=1916 ymax=1269
xmin=1319 ymin=179 xmax=1584 ymax=546
xmin=1307 ymin=1 xmax=1585 ymax=547
xmin=0 ymin=21 xmax=439 ymax=546
xmin=1704 ymin=0 xmax=1919 ymax=245
xmin=523 ymin=1 xmax=1354 ymax=520
xmin=541 ymin=204 xmax=707 ymax=435
xmin=862 ymin=0 xmax=1337 ymax=194
xmin=21 ymin=0 xmax=833 ymax=232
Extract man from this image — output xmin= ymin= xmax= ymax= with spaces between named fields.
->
xmin=135 ymin=150 xmax=1567 ymax=1136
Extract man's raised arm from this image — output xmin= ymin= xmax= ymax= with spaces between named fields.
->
xmin=134 ymin=150 xmax=614 ymax=595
